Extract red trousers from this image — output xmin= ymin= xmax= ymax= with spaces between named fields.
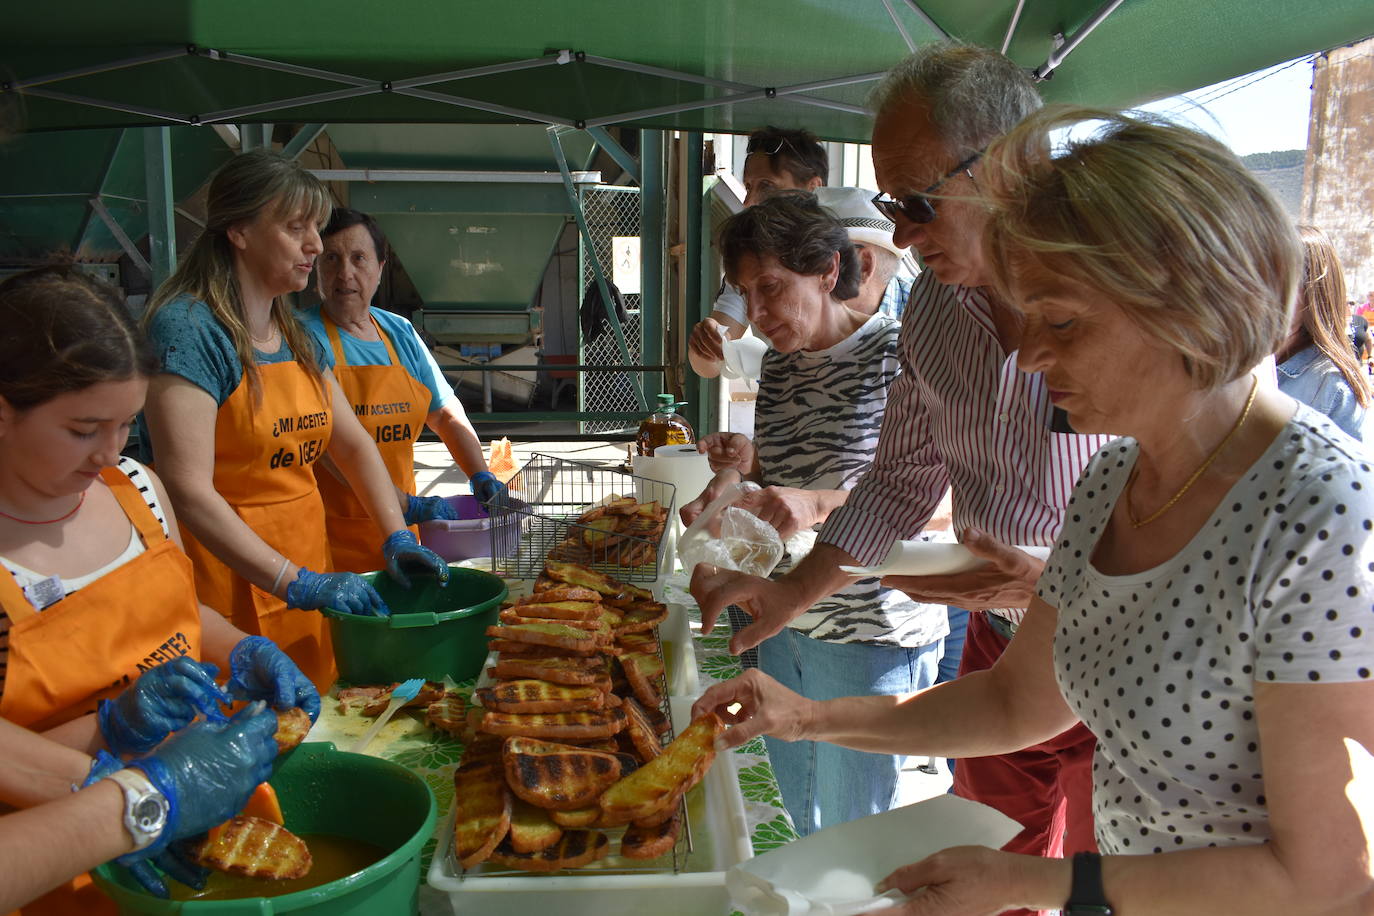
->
xmin=951 ymin=611 xmax=1098 ymax=916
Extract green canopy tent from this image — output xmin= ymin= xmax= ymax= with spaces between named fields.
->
xmin=5 ymin=0 xmax=1372 ymax=139
xmin=3 ymin=0 xmax=1371 ymax=429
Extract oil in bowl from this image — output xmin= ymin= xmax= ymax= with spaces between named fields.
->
xmin=170 ymin=834 xmax=387 ymax=901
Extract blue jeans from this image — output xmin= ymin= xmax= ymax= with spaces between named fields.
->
xmin=937 ymin=607 xmax=970 ymax=685
xmin=758 ymin=627 xmax=942 ymax=837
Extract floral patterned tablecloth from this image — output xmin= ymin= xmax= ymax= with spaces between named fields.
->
xmin=306 ymin=569 xmax=797 ymax=914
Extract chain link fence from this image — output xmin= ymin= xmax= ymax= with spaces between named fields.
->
xmin=579 ymin=185 xmax=644 ymax=434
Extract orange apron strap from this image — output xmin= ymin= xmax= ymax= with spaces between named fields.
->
xmin=99 ymin=466 xmax=166 ymax=546
xmin=323 ymin=315 xmax=350 ymax=367
xmin=323 ymin=313 xmax=404 ymax=370
xmin=0 ymin=565 xmax=38 ymax=624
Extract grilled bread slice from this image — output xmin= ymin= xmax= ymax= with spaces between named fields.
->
xmin=503 ymin=600 xmax=603 ymax=622
xmin=480 ymin=706 xmax=627 ymax=741
xmin=489 ymin=656 xmax=605 ymax=687
xmin=454 ymin=736 xmax=513 ymax=868
xmin=508 ymin=798 xmax=564 ymax=853
xmin=499 ymin=609 xmax=604 ymax=630
xmin=541 ymin=561 xmax=625 ymax=598
xmin=488 ymin=830 xmax=610 ymax=872
xmin=502 ymin=736 xmax=623 ymax=810
xmin=186 ymin=815 xmax=312 ymax=880
xmin=485 ymin=622 xmax=608 ymax=653
xmin=425 ymin=693 xmax=467 ymax=738
xmin=548 ymin=806 xmax=602 ymax=828
xmin=272 ymin=707 xmax=312 ymax=754
xmin=619 ymin=647 xmax=666 ymax=709
xmin=361 ymin=681 xmax=447 ymax=716
xmin=489 ymin=639 xmax=601 ymax=659
xmin=602 ymin=582 xmax=654 ymax=610
xmin=622 ymin=812 xmax=681 ymax=860
xmin=476 ymin=679 xmax=608 ymax=714
xmin=621 ymin=698 xmax=663 ymax=762
xmin=514 ymin=586 xmax=602 ymax=605
xmin=614 ymin=601 xmax=669 ymax=635
xmin=599 ymin=713 xmax=722 ymax=823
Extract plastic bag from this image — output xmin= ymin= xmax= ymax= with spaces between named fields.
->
xmin=678 ymin=480 xmax=785 ymax=578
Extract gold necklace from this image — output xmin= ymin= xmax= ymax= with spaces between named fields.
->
xmin=1126 ymin=375 xmax=1259 ymax=529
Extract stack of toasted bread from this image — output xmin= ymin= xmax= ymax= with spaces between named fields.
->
xmin=546 ymin=497 xmax=668 ymax=568
xmin=454 ymin=562 xmax=715 ymax=872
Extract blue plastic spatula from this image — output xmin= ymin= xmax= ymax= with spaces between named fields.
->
xmin=351 ymin=677 xmax=424 ymax=754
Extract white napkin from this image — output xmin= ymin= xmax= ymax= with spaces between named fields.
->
xmin=839 ymin=541 xmax=1051 ymax=577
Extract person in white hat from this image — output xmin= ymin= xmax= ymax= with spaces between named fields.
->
xmin=688 ymin=185 xmax=914 ymax=377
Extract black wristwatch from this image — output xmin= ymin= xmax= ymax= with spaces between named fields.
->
xmin=1065 ymin=852 xmax=1114 ymax=915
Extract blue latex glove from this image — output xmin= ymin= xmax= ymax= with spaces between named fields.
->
xmin=81 ymin=752 xmax=210 ymax=897
xmin=470 ymin=470 xmax=508 ymax=508
xmin=381 ymin=529 xmax=450 ymax=590
xmin=403 ymin=492 xmax=461 ymax=525
xmin=98 ymin=658 xmax=230 ymax=756
xmin=113 ymin=702 xmax=278 ymax=897
xmin=225 ymin=636 xmax=321 ymax=723
xmin=285 ymin=567 xmax=389 ymax=617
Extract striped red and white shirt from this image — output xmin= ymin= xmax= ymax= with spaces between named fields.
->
xmin=818 ymin=272 xmax=1115 ymax=624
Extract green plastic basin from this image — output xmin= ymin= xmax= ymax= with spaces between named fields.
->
xmin=320 ymin=566 xmax=506 ymax=684
xmin=93 ymin=743 xmax=437 ymax=915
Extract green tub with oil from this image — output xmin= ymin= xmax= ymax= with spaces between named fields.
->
xmin=93 ymin=742 xmax=437 ymax=914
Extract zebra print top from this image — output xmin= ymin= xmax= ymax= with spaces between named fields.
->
xmin=755 ymin=313 xmax=948 ymax=648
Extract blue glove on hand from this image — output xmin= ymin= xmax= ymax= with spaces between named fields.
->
xmin=98 ymin=657 xmax=230 ymax=756
xmin=470 ymin=470 xmax=508 ymax=508
xmin=226 ymin=636 xmax=321 ymax=723
xmin=403 ymin=493 xmax=461 ymax=525
xmin=381 ymin=529 xmax=450 ymax=590
xmin=114 ymin=702 xmax=278 ymax=897
xmin=285 ymin=567 xmax=389 ymax=617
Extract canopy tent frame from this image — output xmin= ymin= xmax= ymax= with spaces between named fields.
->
xmin=4 ymin=46 xmax=887 ymax=131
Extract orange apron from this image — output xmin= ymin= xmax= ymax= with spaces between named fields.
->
xmin=315 ymin=314 xmax=427 ymax=574
xmin=0 ymin=466 xmax=203 ymax=916
xmin=178 ymin=358 xmax=337 ymax=691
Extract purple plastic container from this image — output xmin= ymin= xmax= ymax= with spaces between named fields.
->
xmin=418 ymin=495 xmax=520 ymax=562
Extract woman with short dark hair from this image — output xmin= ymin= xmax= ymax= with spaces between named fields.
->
xmin=684 ymin=191 xmax=947 ymax=837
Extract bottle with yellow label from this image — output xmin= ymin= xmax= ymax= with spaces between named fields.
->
xmin=636 ymin=393 xmax=695 ymax=456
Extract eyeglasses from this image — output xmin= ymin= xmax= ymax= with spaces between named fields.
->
xmin=747 ymin=134 xmax=800 ymax=159
xmin=871 ymin=152 xmax=983 ymax=225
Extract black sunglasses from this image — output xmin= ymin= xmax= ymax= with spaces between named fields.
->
xmin=871 ymin=152 xmax=983 ymax=225
xmin=747 ymin=134 xmax=801 ymax=159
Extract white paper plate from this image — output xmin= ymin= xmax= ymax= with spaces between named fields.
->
xmin=840 ymin=541 xmax=1050 ymax=577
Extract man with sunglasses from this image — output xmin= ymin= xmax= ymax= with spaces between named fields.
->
xmin=688 ymin=126 xmax=828 ymax=378
xmin=691 ymin=43 xmax=1113 ymax=913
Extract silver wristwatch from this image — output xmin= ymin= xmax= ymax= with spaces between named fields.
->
xmin=105 ymin=768 xmax=169 ymax=850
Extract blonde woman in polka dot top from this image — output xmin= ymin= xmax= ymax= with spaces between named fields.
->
xmin=694 ymin=108 xmax=1374 ymax=915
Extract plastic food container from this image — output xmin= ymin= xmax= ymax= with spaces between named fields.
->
xmin=418 ymin=494 xmax=522 ymax=562
xmin=428 ymin=697 xmax=752 ymax=915
xmin=94 ymin=742 xmax=437 ymax=915
xmin=320 ymin=566 xmax=507 ymax=684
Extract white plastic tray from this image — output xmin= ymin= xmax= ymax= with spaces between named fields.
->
xmin=428 ymin=697 xmax=753 ymax=915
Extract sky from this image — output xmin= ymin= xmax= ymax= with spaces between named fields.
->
xmin=1139 ymin=56 xmax=1315 ymax=156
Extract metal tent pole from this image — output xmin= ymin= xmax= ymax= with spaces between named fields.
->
xmin=393 ymin=87 xmax=575 ymax=127
xmin=200 ymin=87 xmax=377 ymax=124
xmin=1033 ymin=0 xmax=1127 ymax=80
xmin=281 ymin=124 xmax=327 ymax=160
xmin=143 ymin=126 xmax=176 ymax=288
xmin=585 ymin=126 xmax=641 ymax=185
xmin=881 ymin=0 xmax=918 ymax=52
xmin=389 ymin=56 xmax=563 ymax=90
xmin=683 ymin=132 xmax=711 ymax=436
xmin=88 ymin=197 xmax=151 ymax=276
xmin=71 ymin=129 xmax=127 ymax=254
xmin=16 ymin=87 xmax=190 ymax=124
xmin=1001 ymin=0 xmax=1029 ymax=53
xmin=583 ymin=72 xmax=885 ymax=128
xmin=10 ymin=48 xmax=192 ymax=89
xmin=548 ymin=127 xmax=648 ymax=412
xmin=900 ymin=0 xmax=951 ymax=39
xmin=640 ymin=129 xmax=666 ymax=402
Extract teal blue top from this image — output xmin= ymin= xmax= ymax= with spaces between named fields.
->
xmin=297 ymin=305 xmax=457 ymax=415
xmin=137 ymin=295 xmax=332 ymax=463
